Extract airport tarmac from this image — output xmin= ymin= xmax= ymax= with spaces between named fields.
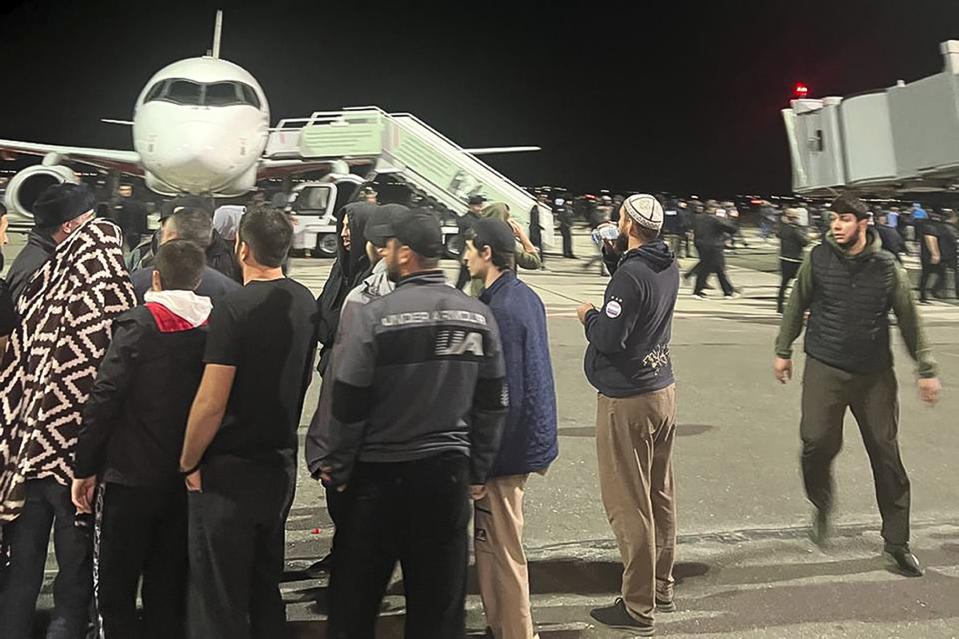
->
xmin=11 ymin=227 xmax=959 ymax=638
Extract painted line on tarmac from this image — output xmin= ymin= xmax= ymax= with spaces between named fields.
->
xmin=525 ymin=517 xmax=959 ymax=556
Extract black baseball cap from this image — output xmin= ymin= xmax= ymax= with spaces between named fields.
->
xmin=365 ymin=203 xmax=409 ymax=247
xmin=470 ymin=217 xmax=514 ymax=257
xmin=468 ymin=194 xmax=487 ymax=206
xmin=393 ymin=208 xmax=444 ymax=258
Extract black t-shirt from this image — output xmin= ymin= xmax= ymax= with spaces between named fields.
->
xmin=0 ymin=278 xmax=16 ymax=336
xmin=920 ymin=222 xmax=941 ymax=263
xmin=203 ymin=278 xmax=318 ymax=464
xmin=939 ymin=223 xmax=958 ymax=262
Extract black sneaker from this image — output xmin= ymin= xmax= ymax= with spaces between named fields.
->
xmin=809 ymin=507 xmax=830 ymax=548
xmin=884 ymin=544 xmax=923 ymax=577
xmin=588 ymin=598 xmax=654 ymax=635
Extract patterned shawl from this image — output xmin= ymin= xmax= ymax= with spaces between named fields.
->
xmin=0 ymin=218 xmax=135 ymax=526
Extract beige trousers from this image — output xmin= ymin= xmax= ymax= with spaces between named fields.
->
xmin=474 ymin=474 xmax=535 ymax=639
xmin=596 ymin=385 xmax=677 ymax=624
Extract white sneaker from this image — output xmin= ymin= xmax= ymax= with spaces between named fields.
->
xmin=725 ymin=291 xmax=742 ymax=300
xmin=692 ymin=293 xmax=708 ymax=300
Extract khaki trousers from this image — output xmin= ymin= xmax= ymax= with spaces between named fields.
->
xmin=596 ymin=386 xmax=677 ymax=624
xmin=474 ymin=474 xmax=535 ymax=639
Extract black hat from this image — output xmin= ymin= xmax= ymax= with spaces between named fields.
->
xmin=393 ymin=208 xmax=444 ymax=258
xmin=33 ymin=183 xmax=96 ymax=228
xmin=468 ymin=194 xmax=487 ymax=206
xmin=470 ymin=217 xmax=515 ymax=258
xmin=365 ymin=203 xmax=409 ymax=247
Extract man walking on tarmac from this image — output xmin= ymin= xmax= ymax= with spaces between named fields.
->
xmin=774 ymin=194 xmax=941 ymax=577
xmin=577 ymin=194 xmax=679 ymax=636
xmin=691 ymin=202 xmax=740 ymax=299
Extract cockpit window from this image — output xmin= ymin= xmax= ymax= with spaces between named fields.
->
xmin=167 ymin=80 xmax=202 ymax=105
xmin=240 ymin=84 xmax=261 ymax=109
xmin=204 ymin=82 xmax=239 ymax=106
xmin=144 ymin=81 xmax=166 ymax=103
xmin=144 ymin=79 xmax=262 ymax=108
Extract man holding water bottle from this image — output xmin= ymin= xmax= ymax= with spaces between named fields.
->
xmin=577 ymin=194 xmax=680 ymax=635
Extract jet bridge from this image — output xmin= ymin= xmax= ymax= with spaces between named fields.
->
xmin=265 ymin=107 xmax=554 ymax=246
xmin=782 ymin=40 xmax=959 ymax=197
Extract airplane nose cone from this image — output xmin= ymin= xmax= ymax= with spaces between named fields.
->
xmin=159 ymin=121 xmax=239 ymax=191
xmin=176 ymin=122 xmax=235 ymax=173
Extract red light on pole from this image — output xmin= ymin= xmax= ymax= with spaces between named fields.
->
xmin=794 ymin=82 xmax=809 ymax=98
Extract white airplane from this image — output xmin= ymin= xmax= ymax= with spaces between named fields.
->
xmin=1 ymin=11 xmax=539 ymax=220
xmin=1 ymin=11 xmax=293 ymax=218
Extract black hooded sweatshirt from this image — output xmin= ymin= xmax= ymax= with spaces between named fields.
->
xmin=206 ymin=229 xmax=242 ymax=283
xmin=584 ymin=240 xmax=679 ymax=397
xmin=315 ymin=202 xmax=375 ymax=374
xmin=7 ymin=229 xmax=58 ymax=302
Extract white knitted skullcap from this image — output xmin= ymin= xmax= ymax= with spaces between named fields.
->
xmin=622 ymin=194 xmax=664 ymax=231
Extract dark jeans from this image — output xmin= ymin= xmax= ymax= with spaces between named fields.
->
xmin=693 ymin=246 xmax=734 ymax=295
xmin=559 ymin=223 xmax=574 ymax=257
xmin=919 ymin=261 xmax=945 ymax=301
xmin=96 ymin=481 xmax=187 ymax=639
xmin=778 ymin=259 xmax=801 ymax=313
xmin=187 ymin=455 xmax=295 ymax=639
xmin=800 ymin=357 xmax=911 ymax=546
xmin=327 ymin=452 xmax=470 ymax=639
xmin=0 ymin=478 xmax=93 ymax=639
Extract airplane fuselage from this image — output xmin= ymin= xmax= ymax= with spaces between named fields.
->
xmin=132 ymin=57 xmax=270 ymax=197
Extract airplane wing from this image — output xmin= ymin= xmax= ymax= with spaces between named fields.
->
xmin=0 ymin=139 xmax=143 ymax=175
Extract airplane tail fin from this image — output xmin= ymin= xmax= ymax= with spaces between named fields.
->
xmin=211 ymin=10 xmax=223 ymax=59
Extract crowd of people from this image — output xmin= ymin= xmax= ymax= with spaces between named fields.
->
xmin=0 ymin=181 xmax=944 ymax=639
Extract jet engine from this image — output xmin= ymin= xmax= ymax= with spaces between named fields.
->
xmin=3 ymin=162 xmax=79 ymax=220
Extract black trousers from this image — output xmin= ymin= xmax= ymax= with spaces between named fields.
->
xmin=778 ymin=259 xmax=801 ymax=313
xmin=684 ymin=241 xmax=704 ymax=279
xmin=559 ymin=223 xmax=574 ymax=257
xmin=0 ymin=478 xmax=93 ymax=639
xmin=693 ymin=246 xmax=734 ymax=296
xmin=327 ymin=452 xmax=470 ymax=639
xmin=95 ymin=481 xmax=187 ymax=639
xmin=931 ymin=261 xmax=957 ymax=298
xmin=187 ymin=455 xmax=295 ymax=639
xmin=800 ymin=357 xmax=911 ymax=546
xmin=919 ymin=261 xmax=945 ymax=301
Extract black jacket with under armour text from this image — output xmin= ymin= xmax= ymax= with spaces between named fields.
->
xmin=326 ymin=270 xmax=508 ymax=487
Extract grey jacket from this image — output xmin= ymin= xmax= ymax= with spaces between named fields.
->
xmin=325 ymin=270 xmax=508 ymax=486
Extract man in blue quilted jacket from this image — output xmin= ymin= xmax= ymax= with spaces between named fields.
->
xmin=465 ymin=217 xmax=558 ymax=639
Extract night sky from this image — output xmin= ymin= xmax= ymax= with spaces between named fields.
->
xmin=0 ymin=0 xmax=957 ymax=195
